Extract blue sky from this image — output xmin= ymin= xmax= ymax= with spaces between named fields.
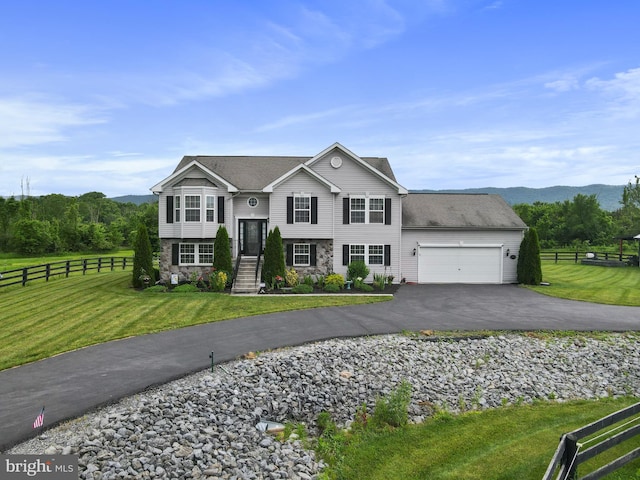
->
xmin=1 ymin=0 xmax=639 ymax=197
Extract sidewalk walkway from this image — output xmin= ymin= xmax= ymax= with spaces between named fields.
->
xmin=2 ymin=284 xmax=638 ymax=450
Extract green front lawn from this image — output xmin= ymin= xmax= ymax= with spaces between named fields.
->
xmin=527 ymin=262 xmax=640 ymax=306
xmin=321 ymin=397 xmax=640 ymax=480
xmin=0 ymin=270 xmax=388 ymax=371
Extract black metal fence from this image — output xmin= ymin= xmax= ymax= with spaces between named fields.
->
xmin=0 ymin=257 xmax=133 ymax=288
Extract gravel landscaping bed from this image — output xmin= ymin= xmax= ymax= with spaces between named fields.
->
xmin=7 ymin=333 xmax=640 ymax=479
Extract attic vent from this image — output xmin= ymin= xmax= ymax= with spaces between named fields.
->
xmin=330 ymin=156 xmax=343 ymax=168
xmin=247 ymin=197 xmax=259 ymax=208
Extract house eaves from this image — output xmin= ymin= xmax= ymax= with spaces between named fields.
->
xmin=306 ymin=142 xmax=409 ymax=195
xmin=150 ymin=160 xmax=239 ymax=193
xmin=263 ymin=164 xmax=341 ymax=193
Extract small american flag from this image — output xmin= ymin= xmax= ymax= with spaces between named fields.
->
xmin=33 ymin=406 xmax=45 ymax=429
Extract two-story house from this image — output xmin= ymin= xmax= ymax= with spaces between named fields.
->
xmin=151 ymin=142 xmax=527 ymax=290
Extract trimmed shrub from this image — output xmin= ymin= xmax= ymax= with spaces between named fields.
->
xmin=285 ymin=267 xmax=299 ymax=287
xmin=171 ymin=283 xmax=200 ymax=293
xmin=323 ymin=283 xmax=342 ymax=293
xmin=292 ymin=284 xmax=313 ymax=294
xmin=142 ymin=285 xmax=166 ymax=293
xmin=355 ymin=282 xmax=374 ymax=292
xmin=132 ymin=223 xmax=155 ymax=288
xmin=325 ymin=273 xmax=345 ymax=289
xmin=347 ymin=261 xmax=369 ymax=281
xmin=263 ymin=227 xmax=285 ymax=287
xmin=517 ymin=228 xmax=542 ymax=285
xmin=213 ymin=225 xmax=233 ymax=274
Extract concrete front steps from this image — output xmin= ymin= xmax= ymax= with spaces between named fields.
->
xmin=231 ymin=256 xmax=262 ymax=295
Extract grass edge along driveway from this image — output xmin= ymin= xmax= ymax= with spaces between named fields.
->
xmin=0 ymin=270 xmax=389 ymax=371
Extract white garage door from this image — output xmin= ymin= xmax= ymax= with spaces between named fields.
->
xmin=418 ymin=245 xmax=502 ymax=283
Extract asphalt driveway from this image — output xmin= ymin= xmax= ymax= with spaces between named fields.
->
xmin=1 ymin=284 xmax=638 ymax=450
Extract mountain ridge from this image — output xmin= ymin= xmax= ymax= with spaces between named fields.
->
xmin=412 ymin=184 xmax=624 ymax=211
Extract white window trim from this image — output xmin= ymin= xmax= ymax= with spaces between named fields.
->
xmin=174 ymin=195 xmax=181 ymax=223
xmin=349 ymin=243 xmax=384 ymax=265
xmin=294 ymin=194 xmax=311 ymax=224
xmin=206 ymin=195 xmax=215 ymax=222
xmin=293 ymin=243 xmax=310 ymax=266
xmin=184 ymin=195 xmax=201 ymax=222
xmin=179 ymin=242 xmax=214 ymax=265
xmin=350 ymin=195 xmax=385 ymax=224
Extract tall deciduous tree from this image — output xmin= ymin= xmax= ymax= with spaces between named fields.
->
xmin=517 ymin=228 xmax=542 ymax=285
xmin=132 ymin=224 xmax=155 ymax=288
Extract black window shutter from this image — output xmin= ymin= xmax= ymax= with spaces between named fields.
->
xmin=218 ymin=196 xmax=225 ymax=223
xmin=342 ymin=244 xmax=349 ymax=266
xmin=311 ymin=197 xmax=318 ymax=224
xmin=286 ymin=244 xmax=293 ymax=266
xmin=343 ymin=198 xmax=350 ymax=224
xmin=166 ymin=196 xmax=174 ymax=224
xmin=310 ymin=244 xmax=317 ymax=266
xmin=384 ymin=245 xmax=391 ymax=266
xmin=172 ymin=244 xmax=179 ymax=265
xmin=287 ymin=197 xmax=294 ymax=224
xmin=385 ymin=198 xmax=392 ymax=225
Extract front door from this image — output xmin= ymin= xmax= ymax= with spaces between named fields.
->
xmin=240 ymin=220 xmax=265 ymax=255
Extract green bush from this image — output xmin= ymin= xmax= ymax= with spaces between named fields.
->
xmin=517 ymin=228 xmax=542 ymax=285
xmin=371 ymin=380 xmax=412 ymax=429
xmin=171 ymin=283 xmax=201 ymax=293
xmin=213 ymin=225 xmax=233 ymax=274
xmin=142 ymin=285 xmax=166 ymax=293
xmin=347 ymin=261 xmax=369 ymax=281
xmin=211 ymin=270 xmax=228 ymax=292
xmin=132 ymin=224 xmax=155 ymax=288
xmin=373 ymin=273 xmax=386 ymax=290
xmin=263 ymin=227 xmax=285 ymax=287
xmin=325 ymin=273 xmax=345 ymax=289
xmin=323 ymin=283 xmax=342 ymax=293
xmin=285 ymin=267 xmax=299 ymax=287
xmin=355 ymin=282 xmax=374 ymax=292
xmin=292 ymin=283 xmax=313 ymax=294
xmin=315 ymin=274 xmax=325 ymax=288
xmin=303 ymin=274 xmax=315 ymax=287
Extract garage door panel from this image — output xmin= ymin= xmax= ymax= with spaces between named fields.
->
xmin=418 ymin=246 xmax=501 ymax=283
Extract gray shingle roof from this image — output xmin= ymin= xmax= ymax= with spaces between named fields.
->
xmin=175 ymin=155 xmax=396 ymax=191
xmin=403 ymin=193 xmax=527 ymax=229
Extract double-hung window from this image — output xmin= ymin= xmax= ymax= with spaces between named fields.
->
xmin=368 ymin=245 xmax=384 ymax=264
xmin=369 ymin=198 xmax=384 ymax=224
xmin=294 ymin=244 xmax=310 ymax=266
xmin=206 ymin=195 xmax=215 ymax=222
xmin=349 ymin=196 xmax=385 ymax=224
xmin=349 ymin=244 xmax=366 ymax=263
xmin=350 ymin=197 xmax=366 ymax=224
xmin=174 ymin=195 xmax=181 ymax=222
xmin=294 ymin=194 xmax=311 ymax=223
xmin=184 ymin=195 xmax=201 ymax=222
xmin=179 ymin=243 xmax=214 ymax=265
xmin=348 ymin=244 xmax=384 ymax=265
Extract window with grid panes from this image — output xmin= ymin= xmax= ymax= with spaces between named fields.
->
xmin=369 ymin=198 xmax=384 ymax=223
xmin=184 ymin=195 xmax=200 ymax=222
xmin=368 ymin=244 xmax=384 ymax=264
xmin=294 ymin=244 xmax=310 ymax=265
xmin=350 ymin=197 xmax=365 ymax=223
xmin=294 ymin=195 xmax=311 ymax=223
xmin=206 ymin=195 xmax=215 ymax=222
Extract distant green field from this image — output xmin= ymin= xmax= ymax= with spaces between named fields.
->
xmin=0 ymin=250 xmax=134 ymax=272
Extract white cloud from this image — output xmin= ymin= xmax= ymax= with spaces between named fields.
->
xmin=586 ymin=67 xmax=640 ymax=118
xmin=0 ymin=97 xmax=106 ymax=148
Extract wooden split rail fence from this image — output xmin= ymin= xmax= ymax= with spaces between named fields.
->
xmin=543 ymin=401 xmax=640 ymax=480
xmin=0 ymin=256 xmax=134 ymax=288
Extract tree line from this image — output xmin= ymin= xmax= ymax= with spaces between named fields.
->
xmin=513 ymin=177 xmax=640 ymax=249
xmin=0 ymin=192 xmax=158 ymax=255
